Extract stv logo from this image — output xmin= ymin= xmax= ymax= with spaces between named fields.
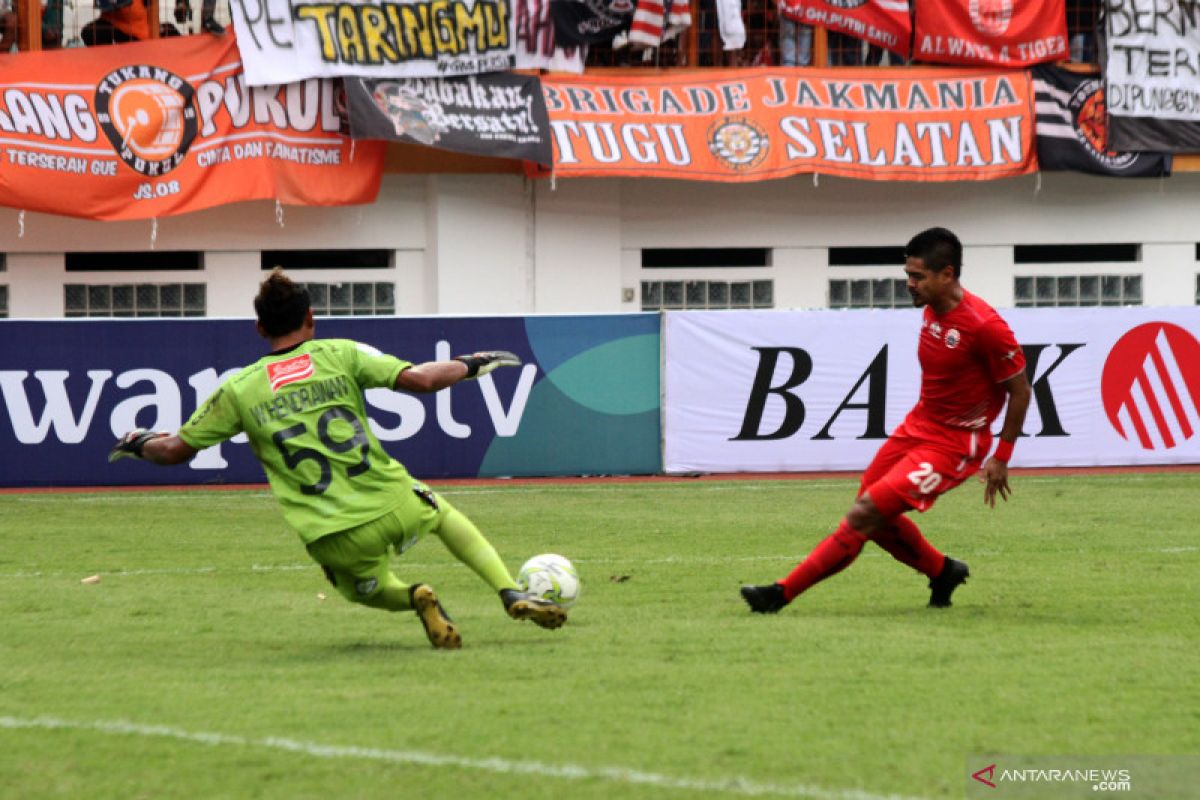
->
xmin=1101 ymin=322 xmax=1200 ymax=450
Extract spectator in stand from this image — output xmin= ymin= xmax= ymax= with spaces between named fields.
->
xmin=1068 ymin=0 xmax=1097 ymax=62
xmin=174 ymin=0 xmax=224 ymax=35
xmin=2 ymin=0 xmax=64 ymax=51
xmin=42 ymin=0 xmax=63 ymax=46
xmin=777 ymin=0 xmax=813 ymax=66
xmin=1 ymin=0 xmax=15 ymax=52
xmin=81 ymin=0 xmax=150 ymax=44
xmin=827 ymin=30 xmax=862 ymax=65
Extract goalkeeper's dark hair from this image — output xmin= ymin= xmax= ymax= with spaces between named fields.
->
xmin=255 ymin=267 xmax=311 ymax=336
xmin=905 ymin=227 xmax=962 ymax=279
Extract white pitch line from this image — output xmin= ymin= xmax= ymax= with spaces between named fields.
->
xmin=0 ymin=715 xmax=925 ymax=800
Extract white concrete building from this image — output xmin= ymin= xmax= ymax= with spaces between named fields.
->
xmin=2 ymin=169 xmax=1198 ymax=318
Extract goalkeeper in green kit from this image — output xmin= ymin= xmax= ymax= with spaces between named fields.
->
xmin=109 ymin=268 xmax=567 ymax=650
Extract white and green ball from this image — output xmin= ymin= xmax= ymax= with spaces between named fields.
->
xmin=517 ymin=553 xmax=580 ymax=608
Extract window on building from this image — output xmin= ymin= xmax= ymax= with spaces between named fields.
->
xmin=1014 ymin=243 xmax=1140 ymax=264
xmin=65 ymin=252 xmax=204 ymax=271
xmin=828 ymin=278 xmax=909 ymax=309
xmin=261 ymin=250 xmax=393 ymax=270
xmin=828 ymin=247 xmax=905 ymax=267
xmin=641 ymin=279 xmax=773 ymax=310
xmin=1014 ymin=275 xmax=1142 ymax=307
xmin=0 ymin=285 xmax=8 ymax=319
xmin=1195 ymin=273 xmax=1200 ymax=305
xmin=64 ymin=283 xmax=207 ymax=317
xmin=639 ymin=248 xmax=772 ymax=310
xmin=302 ymin=282 xmax=395 ymax=316
xmin=642 ymin=248 xmax=770 ymax=269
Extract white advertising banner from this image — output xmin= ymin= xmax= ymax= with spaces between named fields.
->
xmin=664 ymin=307 xmax=1200 ymax=473
xmin=230 ymin=0 xmax=518 ymax=86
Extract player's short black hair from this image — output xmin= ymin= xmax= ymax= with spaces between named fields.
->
xmin=254 ymin=267 xmax=310 ymax=337
xmin=905 ymin=227 xmax=963 ymax=279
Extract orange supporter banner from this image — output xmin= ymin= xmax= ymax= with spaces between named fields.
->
xmin=541 ymin=68 xmax=1037 ymax=182
xmin=0 ymin=36 xmax=384 ymax=221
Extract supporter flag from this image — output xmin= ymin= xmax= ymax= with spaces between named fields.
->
xmin=344 ymin=74 xmax=554 ymax=167
xmin=779 ymin=0 xmax=911 ymax=59
xmin=913 ymin=0 xmax=1067 ymax=67
xmin=515 ymin=0 xmax=587 ymax=73
xmin=1103 ymin=2 xmax=1200 ymax=151
xmin=0 ymin=35 xmax=383 ymax=221
xmin=550 ymin=0 xmax=634 ymax=45
xmin=1034 ymin=66 xmax=1170 ymax=177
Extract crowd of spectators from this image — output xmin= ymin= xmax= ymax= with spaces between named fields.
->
xmin=1 ymin=0 xmax=221 ymax=50
xmin=3 ymin=0 xmax=1097 ymax=66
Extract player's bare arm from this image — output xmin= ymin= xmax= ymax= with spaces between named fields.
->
xmin=394 ymin=351 xmax=521 ymax=393
xmin=982 ymin=370 xmax=1033 ymax=507
xmin=109 ymin=430 xmax=198 ymax=465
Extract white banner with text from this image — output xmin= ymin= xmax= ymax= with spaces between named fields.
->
xmin=663 ymin=307 xmax=1200 ymax=473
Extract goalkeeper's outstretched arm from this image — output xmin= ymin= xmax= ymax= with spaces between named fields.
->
xmin=395 ymin=351 xmax=521 ymax=393
xmin=110 ymin=430 xmax=198 ymax=466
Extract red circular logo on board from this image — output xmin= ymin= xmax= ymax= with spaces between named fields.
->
xmin=1101 ymin=322 xmax=1200 ymax=449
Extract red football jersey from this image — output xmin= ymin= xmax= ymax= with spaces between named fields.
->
xmin=910 ymin=290 xmax=1025 ymax=430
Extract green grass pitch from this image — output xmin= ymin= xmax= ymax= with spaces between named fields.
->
xmin=1 ymin=473 xmax=1197 ymax=799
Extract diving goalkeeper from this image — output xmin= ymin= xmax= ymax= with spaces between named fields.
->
xmin=110 ymin=267 xmax=566 ymax=649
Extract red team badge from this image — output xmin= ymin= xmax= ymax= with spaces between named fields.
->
xmin=1101 ymin=323 xmax=1200 ymax=450
xmin=267 ymin=354 xmax=315 ymax=392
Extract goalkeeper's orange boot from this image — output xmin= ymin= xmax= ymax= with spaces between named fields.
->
xmin=500 ymin=589 xmax=567 ymax=629
xmin=928 ymin=557 xmax=970 ymax=608
xmin=410 ymin=584 xmax=461 ymax=649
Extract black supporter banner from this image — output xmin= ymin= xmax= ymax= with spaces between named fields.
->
xmin=1033 ymin=66 xmax=1171 ymax=177
xmin=344 ymin=74 xmax=554 ymax=167
xmin=550 ymin=0 xmax=634 ymax=45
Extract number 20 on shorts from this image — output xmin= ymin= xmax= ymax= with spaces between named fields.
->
xmin=906 ymin=462 xmax=943 ymax=495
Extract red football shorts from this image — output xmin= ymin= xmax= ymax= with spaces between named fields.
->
xmin=859 ymin=416 xmax=990 ymax=517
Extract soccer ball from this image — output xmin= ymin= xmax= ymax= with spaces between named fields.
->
xmin=517 ymin=553 xmax=580 ymax=608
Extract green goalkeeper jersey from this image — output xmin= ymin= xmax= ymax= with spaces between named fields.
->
xmin=179 ymin=338 xmax=413 ymax=543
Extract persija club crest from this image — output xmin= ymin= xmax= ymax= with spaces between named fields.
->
xmin=707 ymin=117 xmax=769 ymax=171
xmin=968 ymin=0 xmax=1012 ymax=35
xmin=94 ymin=65 xmax=198 ymax=176
xmin=1101 ymin=322 xmax=1200 ymax=450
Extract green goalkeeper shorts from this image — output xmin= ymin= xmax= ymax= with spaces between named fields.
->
xmin=304 ymin=481 xmax=450 ymax=603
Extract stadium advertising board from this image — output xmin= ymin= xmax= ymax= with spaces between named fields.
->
xmin=664 ymin=307 xmax=1200 ymax=472
xmin=0 ymin=315 xmax=660 ymax=487
xmin=1104 ymin=0 xmax=1200 ymax=151
xmin=0 ymin=35 xmax=383 ymax=222
xmin=540 ymin=69 xmax=1037 ymax=182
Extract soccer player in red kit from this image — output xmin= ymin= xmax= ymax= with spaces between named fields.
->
xmin=741 ymin=227 xmax=1032 ymax=612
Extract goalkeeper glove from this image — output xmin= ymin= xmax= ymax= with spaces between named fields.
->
xmin=454 ymin=351 xmax=521 ymax=379
xmin=109 ymin=429 xmax=166 ymax=462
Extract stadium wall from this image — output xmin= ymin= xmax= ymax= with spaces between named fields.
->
xmin=2 ymin=171 xmax=1200 ymax=317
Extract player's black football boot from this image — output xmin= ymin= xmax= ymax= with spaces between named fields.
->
xmin=410 ymin=584 xmax=461 ymax=649
xmin=928 ymin=557 xmax=970 ymax=608
xmin=740 ymin=583 xmax=788 ymax=614
xmin=499 ymin=589 xmax=567 ymax=629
